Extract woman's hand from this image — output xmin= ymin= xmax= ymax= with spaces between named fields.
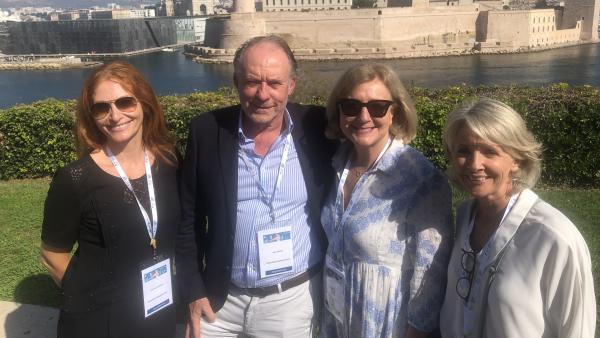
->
xmin=40 ymin=243 xmax=71 ymax=287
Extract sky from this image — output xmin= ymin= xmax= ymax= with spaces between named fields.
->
xmin=0 ymin=0 xmax=151 ymax=9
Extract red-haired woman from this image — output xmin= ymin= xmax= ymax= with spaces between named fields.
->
xmin=40 ymin=61 xmax=180 ymax=338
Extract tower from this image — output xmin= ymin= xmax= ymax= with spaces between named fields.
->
xmin=562 ymin=0 xmax=599 ymax=40
xmin=188 ymin=0 xmax=216 ymax=15
xmin=234 ymin=0 xmax=256 ymax=13
xmin=159 ymin=0 xmax=175 ymax=16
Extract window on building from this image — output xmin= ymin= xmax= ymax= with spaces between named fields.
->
xmin=301 ymin=0 xmax=304 ymax=4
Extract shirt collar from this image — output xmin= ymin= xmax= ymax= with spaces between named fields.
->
xmin=332 ymin=137 xmax=405 ymax=174
xmin=238 ymin=107 xmax=294 ymax=142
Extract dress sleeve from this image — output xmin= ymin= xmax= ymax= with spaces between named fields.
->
xmin=406 ymin=170 xmax=454 ymax=332
xmin=41 ymin=166 xmax=81 ymax=250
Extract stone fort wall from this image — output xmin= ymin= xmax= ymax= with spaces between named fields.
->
xmin=193 ymin=0 xmax=599 ymax=61
xmin=205 ymin=5 xmax=480 ymax=50
xmin=484 ymin=9 xmax=582 ymax=49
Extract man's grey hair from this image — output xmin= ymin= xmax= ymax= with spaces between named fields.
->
xmin=233 ymin=35 xmax=298 ymax=80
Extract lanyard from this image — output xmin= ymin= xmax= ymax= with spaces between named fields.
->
xmin=106 ymin=147 xmax=158 ymax=253
xmin=239 ymin=133 xmax=292 ymax=223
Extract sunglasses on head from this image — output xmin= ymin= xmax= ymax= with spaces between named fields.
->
xmin=338 ymin=98 xmax=394 ymax=118
xmin=90 ymin=96 xmax=138 ymax=119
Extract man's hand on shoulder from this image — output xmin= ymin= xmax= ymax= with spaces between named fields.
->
xmin=185 ymin=297 xmax=216 ymax=338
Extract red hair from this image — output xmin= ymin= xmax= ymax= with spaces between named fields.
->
xmin=76 ymin=61 xmax=177 ymax=167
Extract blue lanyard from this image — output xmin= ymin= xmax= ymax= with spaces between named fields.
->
xmin=239 ymin=133 xmax=292 ymax=223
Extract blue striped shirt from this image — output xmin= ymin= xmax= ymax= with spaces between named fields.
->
xmin=231 ymin=109 xmax=322 ymax=288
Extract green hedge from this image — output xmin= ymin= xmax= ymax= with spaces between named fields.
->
xmin=1 ymin=85 xmax=599 ymax=187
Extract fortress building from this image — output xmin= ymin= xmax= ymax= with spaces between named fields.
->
xmin=190 ymin=0 xmax=599 ymax=61
xmin=263 ymin=0 xmax=351 ymax=12
xmin=178 ymin=0 xmax=219 ymax=15
xmin=157 ymin=0 xmax=219 ymax=16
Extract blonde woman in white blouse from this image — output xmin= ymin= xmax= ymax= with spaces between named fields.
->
xmin=439 ymin=98 xmax=595 ymax=338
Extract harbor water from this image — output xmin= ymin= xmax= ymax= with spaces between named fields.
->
xmin=0 ymin=43 xmax=599 ymax=108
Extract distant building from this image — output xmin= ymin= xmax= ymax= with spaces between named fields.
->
xmin=173 ymin=0 xmax=218 ymax=15
xmin=176 ymin=17 xmax=208 ymax=41
xmin=0 ymin=11 xmax=21 ymax=22
xmin=196 ymin=0 xmax=598 ymax=61
xmin=130 ymin=8 xmax=157 ymax=17
xmin=188 ymin=0 xmax=218 ymax=14
xmin=2 ymin=16 xmax=207 ymax=54
xmin=157 ymin=0 xmax=176 ymax=16
xmin=262 ymin=0 xmax=350 ymax=11
xmin=91 ymin=9 xmax=132 ymax=19
xmin=78 ymin=10 xmax=93 ymax=20
xmin=0 ymin=21 xmax=8 ymax=52
xmin=58 ymin=12 xmax=80 ymax=21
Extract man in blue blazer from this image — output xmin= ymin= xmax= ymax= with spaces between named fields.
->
xmin=176 ymin=35 xmax=336 ymax=337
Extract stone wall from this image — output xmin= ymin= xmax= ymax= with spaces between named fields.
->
xmin=485 ymin=10 xmax=532 ymax=47
xmin=206 ymin=6 xmax=480 ymax=50
xmin=486 ymin=9 xmax=582 ymax=48
xmin=263 ymin=0 xmax=351 ymax=12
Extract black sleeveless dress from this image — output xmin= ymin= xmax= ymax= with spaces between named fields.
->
xmin=41 ymin=155 xmax=180 ymax=338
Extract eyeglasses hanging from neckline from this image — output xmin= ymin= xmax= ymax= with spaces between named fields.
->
xmin=456 ymin=248 xmax=477 ymax=302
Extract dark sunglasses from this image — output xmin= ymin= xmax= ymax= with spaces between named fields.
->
xmin=338 ymin=98 xmax=393 ymax=118
xmin=90 ymin=96 xmax=138 ymax=118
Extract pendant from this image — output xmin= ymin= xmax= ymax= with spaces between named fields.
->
xmin=150 ymin=238 xmax=157 ymax=250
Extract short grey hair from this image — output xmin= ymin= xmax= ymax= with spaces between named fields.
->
xmin=325 ymin=63 xmax=418 ymax=144
xmin=233 ymin=35 xmax=298 ymax=80
xmin=443 ymin=97 xmax=543 ymax=192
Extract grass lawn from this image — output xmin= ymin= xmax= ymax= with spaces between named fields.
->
xmin=0 ymin=179 xmax=598 ymax=332
xmin=0 ymin=178 xmax=61 ymax=307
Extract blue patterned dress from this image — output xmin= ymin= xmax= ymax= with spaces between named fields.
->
xmin=320 ymin=139 xmax=453 ymax=338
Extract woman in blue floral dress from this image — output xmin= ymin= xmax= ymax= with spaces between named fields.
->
xmin=320 ymin=63 xmax=453 ymax=338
